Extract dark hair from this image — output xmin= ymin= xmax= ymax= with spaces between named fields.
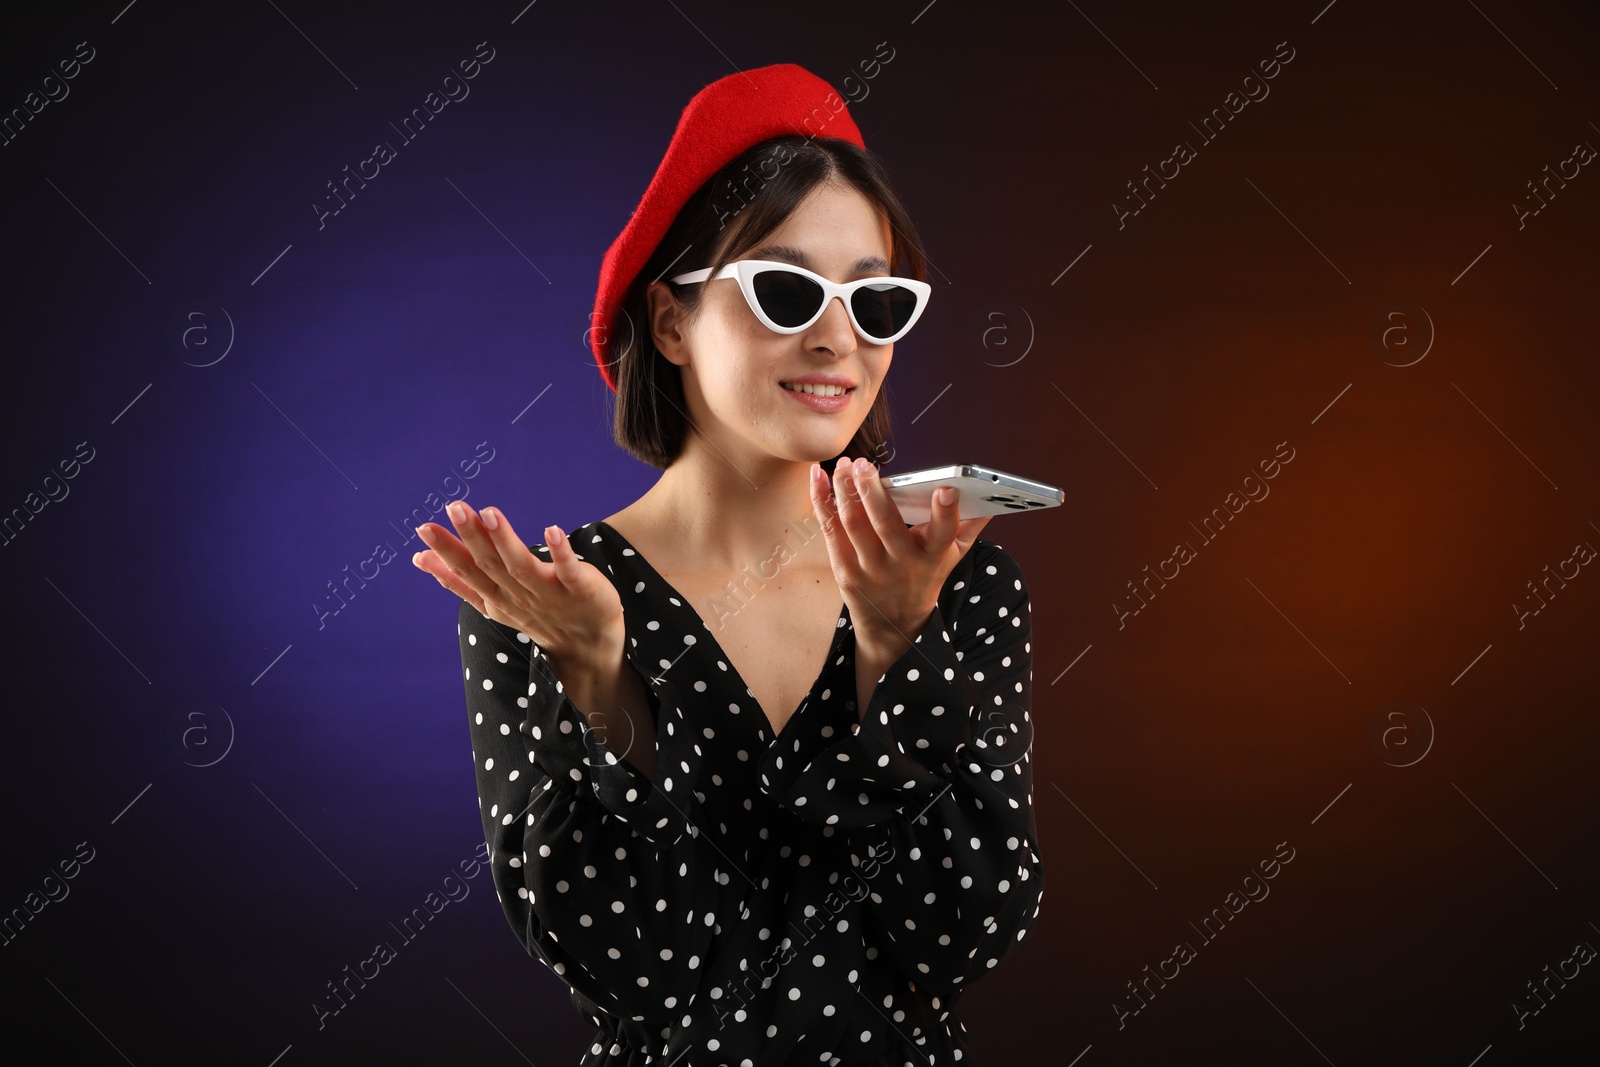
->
xmin=607 ymin=135 xmax=928 ymax=471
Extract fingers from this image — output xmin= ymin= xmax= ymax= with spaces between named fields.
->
xmin=417 ymin=499 xmax=588 ymax=622
xmin=831 ymin=456 xmax=888 ymax=569
xmin=420 ymin=500 xmax=527 ymax=608
xmin=810 ymin=461 xmax=858 ymax=576
xmin=477 ymin=505 xmax=549 ymax=590
xmin=951 ymin=513 xmax=995 ymax=558
xmin=849 ymin=457 xmax=911 ymax=556
xmin=413 ymin=542 xmax=488 ymax=616
xmin=911 ymin=483 xmax=958 ymax=552
xmin=434 ymin=501 xmax=508 ymax=604
xmin=540 ymin=523 xmax=584 ymax=589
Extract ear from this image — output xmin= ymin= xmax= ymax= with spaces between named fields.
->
xmin=646 ymin=281 xmax=689 ymax=368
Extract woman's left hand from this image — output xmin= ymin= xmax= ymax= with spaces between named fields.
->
xmin=810 ymin=455 xmax=993 ymax=658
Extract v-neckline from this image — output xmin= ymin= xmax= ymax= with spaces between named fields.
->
xmin=591 ymin=519 xmax=851 ymax=742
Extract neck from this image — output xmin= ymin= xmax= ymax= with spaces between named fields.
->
xmin=634 ymin=434 xmax=836 ymax=576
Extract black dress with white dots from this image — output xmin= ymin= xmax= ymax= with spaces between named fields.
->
xmin=458 ymin=520 xmax=1044 ymax=1067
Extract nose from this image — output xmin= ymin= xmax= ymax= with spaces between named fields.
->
xmin=810 ymin=294 xmax=858 ymax=355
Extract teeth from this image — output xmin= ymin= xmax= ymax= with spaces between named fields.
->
xmin=782 ymin=382 xmax=849 ymax=397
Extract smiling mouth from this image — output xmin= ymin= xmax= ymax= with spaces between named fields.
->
xmin=780 ymin=382 xmax=855 ymax=397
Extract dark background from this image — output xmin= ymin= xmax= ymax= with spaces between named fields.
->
xmin=3 ymin=1 xmax=1598 ymax=1063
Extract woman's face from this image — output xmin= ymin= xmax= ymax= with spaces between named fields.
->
xmin=650 ymin=180 xmax=895 ymax=469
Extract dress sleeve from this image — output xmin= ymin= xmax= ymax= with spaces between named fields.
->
xmin=457 ymin=582 xmax=722 ymax=1023
xmin=755 ymin=540 xmax=1045 ymax=997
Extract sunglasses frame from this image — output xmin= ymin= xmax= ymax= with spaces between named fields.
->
xmin=668 ymin=259 xmax=932 ymax=345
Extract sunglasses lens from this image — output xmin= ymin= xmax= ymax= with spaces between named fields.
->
xmin=851 ymin=282 xmax=920 ymax=341
xmin=751 ymin=269 xmax=825 ymax=329
xmin=749 ymin=266 xmax=922 ymax=340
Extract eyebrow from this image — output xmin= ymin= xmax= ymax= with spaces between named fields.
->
xmin=747 ymin=243 xmax=891 ymax=276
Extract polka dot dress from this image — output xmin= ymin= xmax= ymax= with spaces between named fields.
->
xmin=458 ymin=520 xmax=1044 ymax=1066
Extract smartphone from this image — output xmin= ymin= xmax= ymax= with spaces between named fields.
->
xmin=881 ymin=464 xmax=1065 ymax=525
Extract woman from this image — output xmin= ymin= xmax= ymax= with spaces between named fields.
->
xmin=414 ymin=63 xmax=1044 ymax=1067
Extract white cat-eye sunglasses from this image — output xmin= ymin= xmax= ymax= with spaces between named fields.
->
xmin=669 ymin=259 xmax=931 ymax=345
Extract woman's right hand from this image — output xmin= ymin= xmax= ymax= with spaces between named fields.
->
xmin=413 ymin=501 xmax=625 ymax=667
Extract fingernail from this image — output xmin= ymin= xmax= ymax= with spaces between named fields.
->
xmin=448 ymin=501 xmax=466 ymax=523
xmin=416 ymin=525 xmax=436 ymax=545
xmin=853 ymin=457 xmax=870 ymax=474
xmin=482 ymin=507 xmax=499 ymax=531
xmin=545 ymin=524 xmax=564 ymax=545
xmin=411 ymin=552 xmax=424 ymax=568
xmin=938 ymin=487 xmax=956 ymax=506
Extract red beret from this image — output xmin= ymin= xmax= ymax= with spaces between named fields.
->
xmin=590 ymin=62 xmax=867 ymax=392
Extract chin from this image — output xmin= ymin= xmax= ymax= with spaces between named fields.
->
xmin=768 ymin=434 xmax=860 ymax=465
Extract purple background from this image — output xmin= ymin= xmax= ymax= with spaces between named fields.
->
xmin=4 ymin=1 xmax=1599 ymax=1064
